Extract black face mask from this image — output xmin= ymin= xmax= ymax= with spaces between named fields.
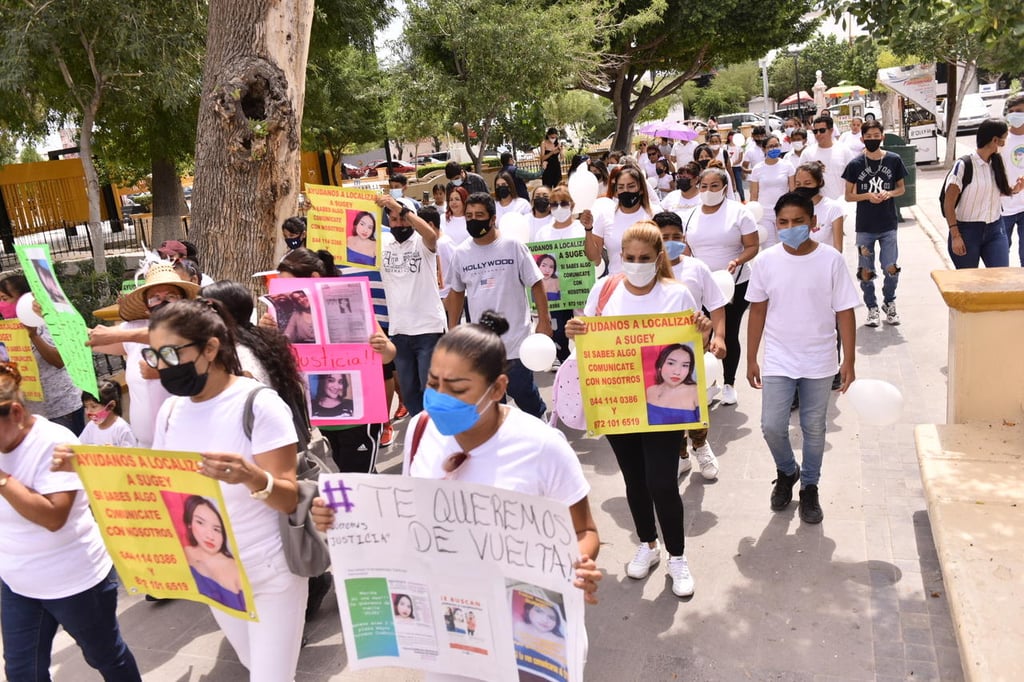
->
xmin=147 ymin=300 xmax=172 ymax=316
xmin=533 ymin=196 xmax=550 ymax=212
xmin=158 ymin=361 xmax=209 ymax=397
xmin=466 ymin=219 xmax=493 ymax=239
xmin=391 ymin=226 xmax=414 ymax=243
xmin=655 ymin=168 xmax=666 ymax=176
xmin=284 ymin=236 xmax=304 ymax=250
xmin=863 ymin=139 xmax=882 ymax=152
xmin=618 ymin=191 xmax=641 ymax=208
xmin=794 ymin=186 xmax=820 ymax=199
xmin=496 ymin=186 xmax=511 ymax=200
xmin=698 ymin=159 xmax=709 ymax=169
xmin=677 ymin=178 xmax=692 ymax=192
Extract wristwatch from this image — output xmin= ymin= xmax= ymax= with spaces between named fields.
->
xmin=0 ymin=474 xmax=9 ymax=490
xmin=249 ymin=470 xmax=274 ymax=500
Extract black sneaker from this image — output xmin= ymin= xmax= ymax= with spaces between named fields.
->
xmin=799 ymin=485 xmax=824 ymax=524
xmin=770 ymin=464 xmax=800 ymax=511
xmin=305 ymin=573 xmax=333 ymax=622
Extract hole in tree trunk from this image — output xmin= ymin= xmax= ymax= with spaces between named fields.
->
xmin=241 ymin=77 xmax=268 ymax=121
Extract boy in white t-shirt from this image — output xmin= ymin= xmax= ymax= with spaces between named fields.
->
xmin=745 ymin=192 xmax=859 ymax=525
xmin=1001 ymin=93 xmax=1024 ymax=265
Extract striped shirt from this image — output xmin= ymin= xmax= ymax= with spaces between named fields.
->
xmin=945 ymin=153 xmax=1003 ymax=224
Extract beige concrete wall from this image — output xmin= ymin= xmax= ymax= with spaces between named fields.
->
xmin=947 ymin=309 xmax=1024 ymax=423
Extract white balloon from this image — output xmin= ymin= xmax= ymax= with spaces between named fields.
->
xmin=16 ymin=294 xmax=44 ymax=328
xmin=500 ymin=212 xmax=530 ymax=243
xmin=843 ymin=379 xmax=904 ymax=426
xmin=746 ymin=201 xmax=764 ymax=223
xmin=711 ymin=270 xmax=735 ymax=304
xmin=519 ymin=333 xmax=557 ymax=372
xmin=567 ymin=169 xmax=599 ymax=212
xmin=703 ymin=351 xmax=723 ymax=387
xmin=731 ymin=132 xmax=746 ymax=147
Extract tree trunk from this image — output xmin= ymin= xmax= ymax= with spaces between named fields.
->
xmin=79 ymin=94 xmax=106 ymax=274
xmin=150 ymin=155 xmax=187 ymax=248
xmin=190 ymin=0 xmax=314 ymax=284
xmin=943 ymin=61 xmax=976 ymax=168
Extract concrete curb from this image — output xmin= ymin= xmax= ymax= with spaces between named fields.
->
xmin=910 ymin=205 xmax=956 ymax=271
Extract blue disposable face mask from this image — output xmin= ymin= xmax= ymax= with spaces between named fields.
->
xmin=423 ymin=384 xmax=496 ymax=436
xmin=663 ymin=240 xmax=687 ymax=260
xmin=389 ymin=188 xmax=404 ymax=199
xmin=778 ymin=224 xmax=811 ymax=249
xmin=767 ymin=148 xmax=783 ymax=159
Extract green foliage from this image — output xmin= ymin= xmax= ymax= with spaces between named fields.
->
xmin=542 ymin=91 xmax=615 ymax=152
xmin=17 ymin=146 xmax=43 ymax=164
xmin=493 ymin=101 xmax=545 ymax=156
xmin=51 ymin=256 xmax=128 ymax=328
xmin=382 ymin=60 xmax=451 ymax=154
xmin=693 ymin=61 xmax=762 ymax=117
xmin=0 ymin=131 xmax=16 ymax=166
xmin=768 ymin=35 xmax=881 ymax=102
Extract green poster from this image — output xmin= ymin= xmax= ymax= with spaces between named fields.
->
xmin=527 ymin=238 xmax=595 ymax=312
xmin=15 ymin=245 xmax=98 ymax=397
xmin=345 ymin=577 xmax=400 ymax=659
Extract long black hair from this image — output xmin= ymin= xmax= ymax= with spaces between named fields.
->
xmin=977 ymin=119 xmax=1013 ymax=196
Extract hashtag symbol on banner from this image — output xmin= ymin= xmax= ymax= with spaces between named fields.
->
xmin=323 ymin=480 xmax=356 ymax=513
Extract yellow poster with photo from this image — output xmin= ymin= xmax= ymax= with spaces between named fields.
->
xmin=305 ymin=184 xmax=383 ymax=269
xmin=71 ymin=446 xmax=257 ymax=620
xmin=0 ymin=321 xmax=43 ymax=401
xmin=574 ymin=312 xmax=708 ymax=435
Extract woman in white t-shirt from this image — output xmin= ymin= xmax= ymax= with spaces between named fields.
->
xmin=584 ymin=165 xmax=655 ymax=274
xmin=654 ymin=158 xmax=674 ymax=199
xmin=794 ymin=160 xmax=845 ymax=252
xmin=494 ymin=171 xmax=531 ymax=226
xmin=4 ymin=363 xmax=141 ymax=680
xmin=749 ymin=136 xmax=796 ymax=248
xmin=567 ymin=222 xmax=706 ymax=599
xmin=528 ymin=185 xmax=555 ymax=241
xmin=446 ymin=186 xmax=470 ymax=246
xmin=146 ymin=299 xmax=307 ymax=680
xmin=660 ymin=161 xmax=702 ymax=214
xmin=683 ymin=167 xmax=759 ymax=406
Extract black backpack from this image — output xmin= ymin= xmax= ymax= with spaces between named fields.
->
xmin=939 ymin=155 xmax=973 ymax=212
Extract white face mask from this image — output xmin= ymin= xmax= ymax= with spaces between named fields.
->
xmin=792 ymin=141 xmax=805 ymax=151
xmin=700 ymin=188 xmax=726 ymax=207
xmin=551 ymin=207 xmax=572 ymax=222
xmin=710 ymin=144 xmax=722 ymax=153
xmin=1007 ymin=112 xmax=1024 ymax=129
xmin=622 ymin=261 xmax=658 ymax=288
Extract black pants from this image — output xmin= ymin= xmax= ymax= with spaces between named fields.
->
xmin=607 ymin=430 xmax=686 ymax=556
xmin=723 ymin=280 xmax=750 ymax=386
xmin=323 ymin=423 xmax=382 ymax=473
xmin=550 ymin=309 xmax=574 ymax=364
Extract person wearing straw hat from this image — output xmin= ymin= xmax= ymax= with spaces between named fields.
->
xmin=87 ymin=262 xmax=199 ymax=447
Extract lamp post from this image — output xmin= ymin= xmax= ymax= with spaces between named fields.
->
xmin=789 ymin=50 xmax=802 ymax=122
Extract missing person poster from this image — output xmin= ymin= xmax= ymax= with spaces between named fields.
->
xmin=573 ymin=311 xmax=709 ymax=434
xmin=305 ymin=184 xmax=382 ymax=269
xmin=0 ymin=321 xmax=43 ymax=401
xmin=14 ymin=244 xmax=98 ymax=397
xmin=319 ymin=474 xmax=586 ymax=682
xmin=527 ymin=239 xmax=595 ymax=312
xmin=71 ymin=446 xmax=257 ymax=620
xmin=268 ymin=277 xmax=388 ymax=426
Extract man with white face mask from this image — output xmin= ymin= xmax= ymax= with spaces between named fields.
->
xmin=1001 ymin=94 xmax=1024 ymax=265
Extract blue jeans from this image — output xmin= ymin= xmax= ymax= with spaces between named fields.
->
xmin=505 ymin=358 xmax=546 ymax=418
xmin=1 ymin=568 xmax=140 ymax=681
xmin=1004 ymin=211 xmax=1024 ymax=265
xmin=392 ymin=332 xmax=442 ymax=416
xmin=732 ymin=166 xmax=746 ymax=202
xmin=761 ymin=376 xmax=833 ymax=488
xmin=855 ymin=230 xmax=899 ymax=309
xmin=949 ymin=220 xmax=1009 ymax=269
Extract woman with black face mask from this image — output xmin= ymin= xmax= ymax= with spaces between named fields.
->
xmin=661 ymin=161 xmax=702 ymax=213
xmin=583 ymin=165 xmax=654 ymax=274
xmin=493 ymin=171 xmax=530 ymax=226
xmin=145 ymin=298 xmax=308 ymax=680
xmin=528 ymin=184 xmax=554 ymax=241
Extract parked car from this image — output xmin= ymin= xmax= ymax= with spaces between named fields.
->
xmin=415 ymin=151 xmax=451 ymax=165
xmin=936 ymin=94 xmax=990 ymax=135
xmin=358 ymin=160 xmax=416 ymax=176
xmin=715 ymin=112 xmax=784 ymax=131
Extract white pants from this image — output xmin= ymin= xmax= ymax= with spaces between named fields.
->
xmin=211 ymin=549 xmax=308 ymax=682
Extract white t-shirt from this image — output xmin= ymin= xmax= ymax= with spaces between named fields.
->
xmin=527 ymin=214 xmax=555 ymax=242
xmin=153 ymin=377 xmax=298 ymax=564
xmin=79 ymin=416 xmax=137 ymax=447
xmin=1000 ymin=130 xmax=1024 ymax=215
xmin=123 ymin=319 xmax=171 ymax=449
xmin=639 ymin=155 xmax=659 ymax=178
xmin=672 ymin=140 xmax=697 ymax=167
xmin=532 ymin=220 xmax=586 ymax=243
xmin=840 ymin=130 xmax=864 ymax=153
xmin=682 ymin=201 xmax=758 ymax=284
xmin=495 ymin=198 xmax=531 ymax=225
xmin=448 ymin=235 xmax=543 ymax=359
xmin=743 ymin=144 xmax=765 ymax=169
xmin=25 ymin=325 xmax=80 ymax=420
xmin=661 ymin=190 xmax=701 ymax=214
xmin=592 ymin=205 xmax=653 ymax=274
xmin=944 ymin=153 xmax=1003 ymax=224
xmin=437 ymin=234 xmax=457 ymax=299
xmin=745 ymin=243 xmax=861 ymax=379
xmin=801 ymin=143 xmax=854 ymax=200
xmin=671 ymin=256 xmax=728 ymax=312
xmin=811 ymin=196 xmax=845 ymax=248
xmin=583 ymin=278 xmax=697 ymax=317
xmin=444 ymin=216 xmax=470 ymax=246
xmin=750 ymin=160 xmax=796 ymax=237
xmin=0 ymin=418 xmax=111 ymax=599
xmin=409 ymin=408 xmax=589 ymax=507
xmin=381 ymin=232 xmax=446 ymax=336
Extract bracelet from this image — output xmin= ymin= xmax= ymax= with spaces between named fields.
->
xmin=584 ymin=227 xmax=593 ymax=232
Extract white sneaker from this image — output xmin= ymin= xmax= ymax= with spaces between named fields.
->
xmin=720 ymin=384 xmax=738 ymax=405
xmin=882 ymin=302 xmax=901 ymax=325
xmin=677 ymin=454 xmax=692 ymax=479
xmin=866 ymin=307 xmax=880 ymax=327
xmin=626 ymin=541 xmax=661 ymax=579
xmin=667 ymin=555 xmax=695 ymax=597
xmin=692 ymin=443 xmax=719 ymax=480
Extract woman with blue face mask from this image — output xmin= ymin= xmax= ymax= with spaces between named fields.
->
xmin=749 ymin=135 xmax=796 ymax=249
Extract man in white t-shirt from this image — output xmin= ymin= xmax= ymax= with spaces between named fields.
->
xmin=746 ymin=192 xmax=859 ymax=525
xmin=376 ymin=195 xmax=446 ymax=417
xmin=671 ymin=138 xmax=697 ymax=168
xmin=839 ymin=117 xmax=865 ymax=153
xmin=741 ymin=126 xmax=768 ymax=179
xmin=1001 ymin=93 xmax=1024 ymax=265
xmin=445 ymin=192 xmax=553 ymax=418
xmin=801 ymin=116 xmax=854 ymax=200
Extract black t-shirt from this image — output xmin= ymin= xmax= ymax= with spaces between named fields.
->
xmin=842 ymin=152 xmax=908 ymax=233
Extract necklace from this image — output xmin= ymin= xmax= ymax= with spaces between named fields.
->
xmin=864 ymin=155 xmax=884 ymax=176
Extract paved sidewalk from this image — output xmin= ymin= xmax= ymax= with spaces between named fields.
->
xmin=45 ymin=200 xmax=966 ymax=681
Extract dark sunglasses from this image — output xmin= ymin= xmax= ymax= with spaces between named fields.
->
xmin=141 ymin=341 xmax=203 ymax=369
xmin=812 ymin=128 xmax=829 ymax=134
xmin=551 ymin=201 xmax=571 ymax=209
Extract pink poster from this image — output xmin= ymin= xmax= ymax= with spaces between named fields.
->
xmin=267 ymin=277 xmax=388 ymax=426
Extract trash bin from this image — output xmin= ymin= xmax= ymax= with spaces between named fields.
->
xmin=883 ymin=133 xmax=917 ymax=209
